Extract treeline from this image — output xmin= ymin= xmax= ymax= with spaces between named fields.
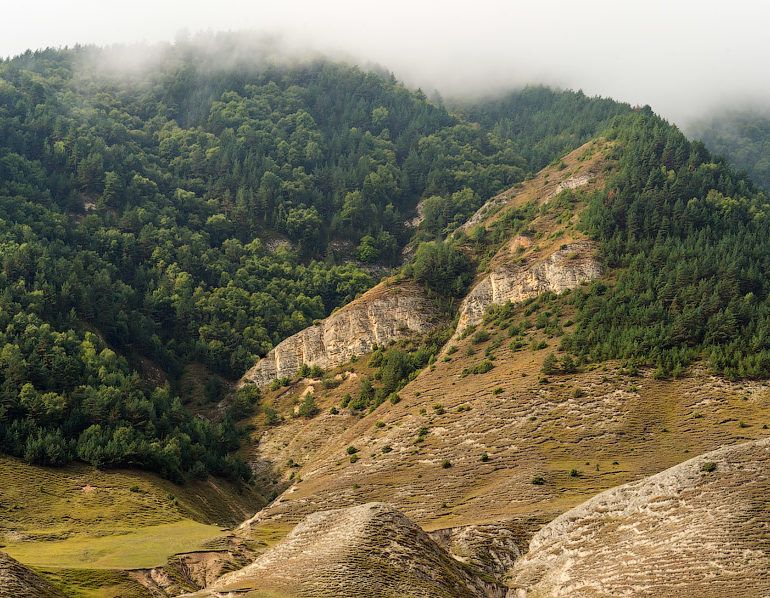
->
xmin=564 ymin=108 xmax=770 ymax=379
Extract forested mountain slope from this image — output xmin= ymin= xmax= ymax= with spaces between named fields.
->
xmin=0 ymin=39 xmax=629 ymax=482
xmin=3 ymin=37 xmax=770 ymax=598
xmin=690 ymin=108 xmax=770 ymax=191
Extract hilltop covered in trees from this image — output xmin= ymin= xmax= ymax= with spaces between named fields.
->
xmin=566 ymin=110 xmax=770 ymax=379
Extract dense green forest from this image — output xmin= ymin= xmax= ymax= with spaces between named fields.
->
xmin=565 ymin=109 xmax=770 ymax=379
xmin=0 ymin=39 xmax=628 ymax=479
xmin=690 ymin=109 xmax=770 ymax=191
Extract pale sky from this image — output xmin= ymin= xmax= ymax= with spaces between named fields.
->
xmin=3 ymin=0 xmax=770 ymax=123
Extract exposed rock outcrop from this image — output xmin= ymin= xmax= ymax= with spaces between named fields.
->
xmin=188 ymin=502 xmax=507 ymax=598
xmin=0 ymin=552 xmax=64 ymax=597
xmin=454 ymin=240 xmax=600 ymax=338
xmin=129 ymin=547 xmax=254 ymax=597
xmin=544 ymin=173 xmax=591 ymax=201
xmin=241 ymin=281 xmax=439 ymax=388
xmin=429 ymin=519 xmax=539 ymax=580
xmin=508 ymin=438 xmax=770 ymax=597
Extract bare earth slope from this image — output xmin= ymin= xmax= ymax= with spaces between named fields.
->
xmin=0 ymin=552 xmax=65 ymax=597
xmin=508 ymin=438 xmax=770 ymax=597
xmin=189 ymin=502 xmax=506 ymax=598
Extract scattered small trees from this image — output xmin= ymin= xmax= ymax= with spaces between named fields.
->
xmin=542 ymin=353 xmax=559 ymax=375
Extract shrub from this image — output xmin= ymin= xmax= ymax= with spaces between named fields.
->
xmin=700 ymin=461 xmax=717 ymax=473
xmin=346 ymin=446 xmax=359 ymax=455
xmin=263 ymin=406 xmax=280 ymax=425
xmin=322 ymin=377 xmax=341 ymax=389
xmin=480 ymin=452 xmax=490 ymax=462
xmin=531 ymin=476 xmax=545 ymax=485
xmin=472 ymin=330 xmax=491 ymax=344
xmin=542 ymin=353 xmax=559 ymax=374
xmin=269 ymin=377 xmax=291 ymax=391
xmin=560 ymin=354 xmax=577 ymax=374
xmin=441 ymin=459 xmax=452 ymax=469
xmin=298 ymin=394 xmax=319 ymax=418
xmin=461 ymin=360 xmax=494 ymax=377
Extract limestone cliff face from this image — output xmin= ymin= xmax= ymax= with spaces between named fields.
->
xmin=454 ymin=240 xmax=600 ymax=338
xmin=241 ymin=281 xmax=438 ymax=388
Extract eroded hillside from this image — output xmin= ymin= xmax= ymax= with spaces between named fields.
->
xmin=189 ymin=502 xmax=506 ymax=598
xmin=196 ymin=133 xmax=770 ymax=598
xmin=509 ymin=438 xmax=770 ymax=597
xmin=0 ymin=552 xmax=65 ymax=597
xmin=186 ymin=439 xmax=770 ymax=597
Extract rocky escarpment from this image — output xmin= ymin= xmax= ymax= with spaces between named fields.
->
xmin=187 ymin=502 xmax=507 ymax=598
xmin=241 ymin=281 xmax=438 ymax=388
xmin=454 ymin=240 xmax=600 ymax=338
xmin=508 ymin=438 xmax=770 ymax=597
xmin=0 ymin=552 xmax=64 ymax=597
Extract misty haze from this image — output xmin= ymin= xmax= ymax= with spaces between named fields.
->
xmin=0 ymin=3 xmax=768 ymax=598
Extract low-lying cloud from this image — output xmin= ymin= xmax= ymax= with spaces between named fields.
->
xmin=4 ymin=0 xmax=770 ymax=125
